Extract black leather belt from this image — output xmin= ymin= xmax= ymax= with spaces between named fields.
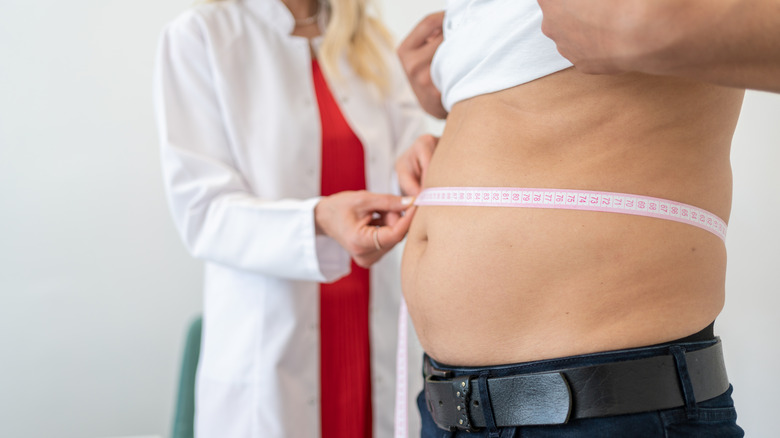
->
xmin=423 ymin=340 xmax=729 ymax=431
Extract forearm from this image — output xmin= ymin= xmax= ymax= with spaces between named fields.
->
xmin=540 ymin=0 xmax=780 ymax=92
xmin=630 ymin=0 xmax=780 ymax=91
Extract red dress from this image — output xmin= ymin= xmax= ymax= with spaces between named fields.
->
xmin=313 ymin=58 xmax=373 ymax=438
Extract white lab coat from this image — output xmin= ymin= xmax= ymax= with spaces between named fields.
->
xmin=153 ymin=1 xmax=426 ymax=437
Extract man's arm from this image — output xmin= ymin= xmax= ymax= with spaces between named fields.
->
xmin=537 ymin=0 xmax=780 ymax=92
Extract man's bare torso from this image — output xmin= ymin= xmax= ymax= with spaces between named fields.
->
xmin=402 ymin=68 xmax=744 ymax=366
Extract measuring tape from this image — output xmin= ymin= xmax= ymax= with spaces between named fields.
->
xmin=394 ymin=298 xmax=409 ymax=438
xmin=414 ymin=187 xmax=727 ymax=241
xmin=392 ymin=186 xmax=728 ymax=437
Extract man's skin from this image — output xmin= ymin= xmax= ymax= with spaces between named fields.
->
xmin=395 ymin=5 xmax=763 ymax=367
xmin=402 ymin=70 xmax=743 ymax=366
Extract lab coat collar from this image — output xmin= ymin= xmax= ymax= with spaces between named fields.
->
xmin=243 ymin=0 xmax=328 ymax=37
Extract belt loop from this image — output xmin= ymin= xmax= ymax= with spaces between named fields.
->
xmin=670 ymin=346 xmax=698 ymax=420
xmin=477 ymin=372 xmax=500 ymax=438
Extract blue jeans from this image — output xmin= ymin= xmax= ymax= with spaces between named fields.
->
xmin=418 ymin=340 xmax=743 ymax=437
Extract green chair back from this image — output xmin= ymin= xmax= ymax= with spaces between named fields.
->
xmin=171 ymin=316 xmax=202 ymax=438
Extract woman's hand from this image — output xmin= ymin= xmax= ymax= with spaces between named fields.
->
xmin=398 ymin=11 xmax=448 ymax=119
xmin=314 ymin=191 xmax=416 ymax=268
xmin=396 ymin=134 xmax=439 ymax=197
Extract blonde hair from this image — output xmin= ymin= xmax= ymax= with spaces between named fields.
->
xmin=205 ymin=0 xmax=394 ymax=92
xmin=320 ymin=0 xmax=394 ymax=92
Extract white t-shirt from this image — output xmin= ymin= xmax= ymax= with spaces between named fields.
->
xmin=432 ymin=0 xmax=573 ymax=111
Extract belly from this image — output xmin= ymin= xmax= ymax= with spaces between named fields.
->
xmin=402 ymin=69 xmax=744 ymax=366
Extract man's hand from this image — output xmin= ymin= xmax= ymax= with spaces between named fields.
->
xmin=396 ymin=134 xmax=438 ymax=197
xmin=398 ymin=12 xmax=448 ymax=119
xmin=314 ymin=191 xmax=416 ymax=268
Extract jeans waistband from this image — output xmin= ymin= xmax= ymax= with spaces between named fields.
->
xmin=426 ymin=338 xmax=719 ymax=378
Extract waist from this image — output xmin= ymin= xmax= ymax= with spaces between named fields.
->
xmin=402 ymin=190 xmax=727 ymax=364
xmin=402 ymin=193 xmax=727 ymax=365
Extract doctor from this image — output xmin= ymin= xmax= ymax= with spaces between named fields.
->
xmin=154 ymin=0 xmax=431 ymax=436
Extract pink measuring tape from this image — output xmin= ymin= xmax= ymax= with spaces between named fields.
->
xmin=414 ymin=187 xmax=727 ymax=241
xmin=394 ymin=298 xmax=409 ymax=438
xmin=392 ymin=186 xmax=728 ymax=437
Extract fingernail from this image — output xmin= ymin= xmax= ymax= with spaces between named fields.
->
xmin=402 ymin=196 xmax=415 ymax=206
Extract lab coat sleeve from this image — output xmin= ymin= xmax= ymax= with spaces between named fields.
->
xmin=153 ymin=12 xmax=350 ymax=283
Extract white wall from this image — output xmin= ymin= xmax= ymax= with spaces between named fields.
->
xmin=0 ymin=1 xmax=200 ymax=437
xmin=720 ymin=90 xmax=780 ymax=437
xmin=0 ymin=1 xmax=777 ymax=437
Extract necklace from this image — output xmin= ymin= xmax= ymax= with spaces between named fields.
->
xmin=295 ymin=5 xmax=320 ymax=26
